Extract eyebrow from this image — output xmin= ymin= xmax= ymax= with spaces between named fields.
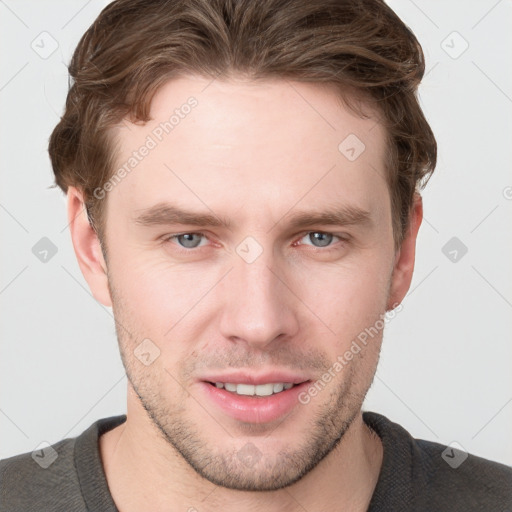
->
xmin=132 ymin=202 xmax=372 ymax=231
xmin=133 ymin=203 xmax=232 ymax=229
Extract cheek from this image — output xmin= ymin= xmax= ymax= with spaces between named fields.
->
xmin=110 ymin=254 xmax=224 ymax=348
xmin=111 ymin=246 xmax=184 ymax=304
xmin=292 ymin=255 xmax=393 ymax=342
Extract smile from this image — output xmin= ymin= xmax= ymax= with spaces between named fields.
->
xmin=211 ymin=382 xmax=295 ymax=396
xmin=200 ymin=379 xmax=311 ymax=424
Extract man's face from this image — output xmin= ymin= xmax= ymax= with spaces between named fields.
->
xmin=100 ymin=76 xmax=397 ymax=490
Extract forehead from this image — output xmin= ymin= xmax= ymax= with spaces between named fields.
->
xmin=107 ymin=76 xmax=389 ymax=226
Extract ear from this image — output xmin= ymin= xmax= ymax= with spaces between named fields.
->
xmin=387 ymin=193 xmax=423 ymax=310
xmin=67 ymin=186 xmax=112 ymax=307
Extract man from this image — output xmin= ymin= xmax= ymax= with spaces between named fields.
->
xmin=1 ymin=0 xmax=511 ymax=510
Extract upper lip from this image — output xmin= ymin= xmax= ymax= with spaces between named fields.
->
xmin=199 ymin=371 xmax=311 ymax=386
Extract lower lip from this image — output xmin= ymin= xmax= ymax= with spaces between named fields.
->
xmin=199 ymin=381 xmax=310 ymax=424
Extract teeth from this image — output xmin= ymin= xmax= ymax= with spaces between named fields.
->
xmin=273 ymin=383 xmax=284 ymax=393
xmin=255 ymin=383 xmax=274 ymax=396
xmin=213 ymin=382 xmax=296 ymax=396
xmin=237 ymin=384 xmax=255 ymax=396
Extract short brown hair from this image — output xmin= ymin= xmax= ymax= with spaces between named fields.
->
xmin=49 ymin=0 xmax=437 ymax=251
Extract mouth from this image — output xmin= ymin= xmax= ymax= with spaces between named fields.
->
xmin=207 ymin=381 xmax=300 ymax=396
xmin=198 ymin=375 xmax=312 ymax=424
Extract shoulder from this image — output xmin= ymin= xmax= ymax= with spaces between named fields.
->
xmin=0 ymin=436 xmax=85 ymax=512
xmin=363 ymin=411 xmax=512 ymax=511
xmin=414 ymin=437 xmax=512 ymax=508
xmin=0 ymin=414 xmax=125 ymax=512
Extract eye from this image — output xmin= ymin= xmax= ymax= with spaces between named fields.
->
xmin=164 ymin=232 xmax=208 ymax=249
xmin=162 ymin=231 xmax=345 ymax=252
xmin=298 ymin=231 xmax=342 ymax=248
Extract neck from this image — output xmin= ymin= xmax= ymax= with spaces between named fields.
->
xmin=99 ymin=390 xmax=383 ymax=512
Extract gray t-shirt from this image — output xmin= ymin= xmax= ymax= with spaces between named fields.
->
xmin=1 ymin=411 xmax=511 ymax=511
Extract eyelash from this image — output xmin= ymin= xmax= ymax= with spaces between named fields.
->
xmin=161 ymin=231 xmax=347 ymax=253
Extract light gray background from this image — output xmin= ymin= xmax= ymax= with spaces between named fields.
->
xmin=1 ymin=0 xmax=511 ymax=467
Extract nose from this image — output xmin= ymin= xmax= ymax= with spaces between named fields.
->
xmin=218 ymin=252 xmax=300 ymax=350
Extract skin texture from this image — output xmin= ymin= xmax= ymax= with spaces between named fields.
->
xmin=68 ymin=75 xmax=422 ymax=511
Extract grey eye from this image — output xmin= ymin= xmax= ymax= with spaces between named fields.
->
xmin=308 ymin=232 xmax=333 ymax=247
xmin=176 ymin=233 xmax=204 ymax=248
